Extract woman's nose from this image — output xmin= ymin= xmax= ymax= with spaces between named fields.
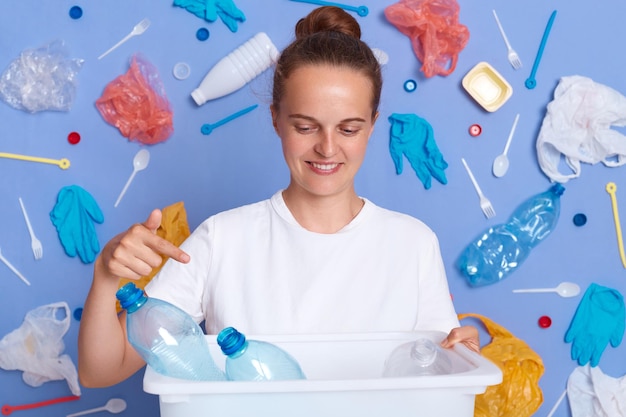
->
xmin=314 ymin=131 xmax=338 ymax=157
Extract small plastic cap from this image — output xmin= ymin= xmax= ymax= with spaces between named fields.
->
xmin=115 ymin=282 xmax=144 ymax=311
xmin=217 ymin=327 xmax=247 ymax=356
xmin=403 ymin=79 xmax=417 ymax=93
xmin=573 ymin=213 xmax=587 ymax=227
xmin=68 ymin=131 xmax=81 ymax=144
xmin=173 ymin=62 xmax=190 ymax=80
xmin=69 ymin=6 xmax=83 ymax=19
xmin=538 ymin=315 xmax=552 ymax=328
xmin=191 ymin=89 xmax=207 ymax=106
xmin=196 ymin=28 xmax=210 ymax=41
xmin=469 ymin=124 xmax=482 ymax=137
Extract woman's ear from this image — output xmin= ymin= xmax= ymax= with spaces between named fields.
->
xmin=270 ymin=105 xmax=279 ymax=133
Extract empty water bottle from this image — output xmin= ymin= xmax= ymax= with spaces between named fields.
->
xmin=383 ymin=338 xmax=452 ymax=377
xmin=458 ymin=183 xmax=565 ymax=287
xmin=217 ymin=327 xmax=306 ymax=381
xmin=116 ymin=282 xmax=225 ymax=381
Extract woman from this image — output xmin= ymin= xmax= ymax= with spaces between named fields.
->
xmin=78 ymin=6 xmax=478 ymax=388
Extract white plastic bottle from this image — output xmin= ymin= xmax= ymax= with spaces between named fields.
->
xmin=191 ymin=32 xmax=279 ymax=105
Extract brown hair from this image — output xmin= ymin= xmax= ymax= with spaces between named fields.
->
xmin=272 ymin=6 xmax=382 ymax=118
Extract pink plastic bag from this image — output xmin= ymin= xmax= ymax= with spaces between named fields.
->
xmin=385 ymin=0 xmax=469 ymax=78
xmin=96 ymin=54 xmax=173 ymax=145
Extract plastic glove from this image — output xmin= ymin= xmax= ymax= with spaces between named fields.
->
xmin=565 ymin=283 xmax=625 ymax=367
xmin=388 ymin=113 xmax=448 ymax=189
xmin=50 ymin=185 xmax=104 ymax=264
xmin=173 ymin=0 xmax=246 ymax=32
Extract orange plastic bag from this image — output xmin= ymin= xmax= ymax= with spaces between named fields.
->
xmin=116 ymin=201 xmax=190 ymax=312
xmin=459 ymin=313 xmax=544 ymax=417
xmin=96 ymin=54 xmax=173 ymax=145
xmin=385 ymin=0 xmax=469 ymax=78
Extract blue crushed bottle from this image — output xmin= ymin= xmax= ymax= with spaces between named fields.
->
xmin=458 ymin=183 xmax=565 ymax=287
xmin=383 ymin=338 xmax=452 ymax=377
xmin=116 ymin=282 xmax=225 ymax=381
xmin=217 ymin=327 xmax=306 ymax=381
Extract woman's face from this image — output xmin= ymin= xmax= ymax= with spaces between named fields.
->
xmin=272 ymin=64 xmax=378 ymax=199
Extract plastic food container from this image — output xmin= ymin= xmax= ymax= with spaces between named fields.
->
xmin=144 ymin=331 xmax=502 ymax=417
xmin=462 ymin=62 xmax=513 ymax=112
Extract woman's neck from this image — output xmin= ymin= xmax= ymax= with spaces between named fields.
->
xmin=282 ymin=187 xmax=364 ymax=234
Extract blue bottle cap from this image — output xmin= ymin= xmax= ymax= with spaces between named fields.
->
xmin=217 ymin=327 xmax=247 ymax=356
xmin=403 ymin=79 xmax=417 ymax=93
xmin=116 ymin=282 xmax=146 ymax=312
xmin=69 ymin=6 xmax=83 ymax=19
xmin=573 ymin=213 xmax=587 ymax=226
xmin=196 ymin=28 xmax=210 ymax=41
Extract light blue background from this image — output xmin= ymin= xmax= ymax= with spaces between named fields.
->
xmin=1 ymin=1 xmax=625 ymax=416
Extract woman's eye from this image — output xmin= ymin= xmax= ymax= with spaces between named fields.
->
xmin=296 ymin=125 xmax=315 ymax=133
xmin=341 ymin=127 xmax=360 ymax=136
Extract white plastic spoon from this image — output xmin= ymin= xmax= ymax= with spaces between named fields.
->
xmin=492 ymin=113 xmax=519 ymax=177
xmin=66 ymin=398 xmax=127 ymax=417
xmin=114 ymin=149 xmax=150 ymax=208
xmin=512 ymin=282 xmax=581 ymax=298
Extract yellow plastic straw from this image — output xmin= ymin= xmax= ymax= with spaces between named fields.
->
xmin=606 ymin=182 xmax=626 ymax=268
xmin=0 ymin=152 xmax=70 ymax=169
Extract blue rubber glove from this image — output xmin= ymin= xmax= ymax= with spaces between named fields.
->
xmin=173 ymin=0 xmax=246 ymax=32
xmin=388 ymin=113 xmax=448 ymax=189
xmin=50 ymin=185 xmax=104 ymax=264
xmin=564 ymin=283 xmax=625 ymax=367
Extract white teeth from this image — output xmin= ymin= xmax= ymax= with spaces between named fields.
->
xmin=311 ymin=163 xmax=338 ymax=171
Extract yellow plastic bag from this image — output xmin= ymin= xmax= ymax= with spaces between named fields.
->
xmin=459 ymin=313 xmax=544 ymax=417
xmin=116 ymin=201 xmax=190 ymax=312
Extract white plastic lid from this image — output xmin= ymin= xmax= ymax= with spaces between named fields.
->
xmin=173 ymin=62 xmax=191 ymax=80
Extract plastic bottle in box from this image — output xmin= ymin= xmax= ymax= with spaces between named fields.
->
xmin=116 ymin=282 xmax=225 ymax=381
xmin=217 ymin=327 xmax=306 ymax=381
xmin=383 ymin=338 xmax=452 ymax=377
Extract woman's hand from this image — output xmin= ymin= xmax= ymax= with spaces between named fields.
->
xmin=440 ymin=325 xmax=480 ymax=353
xmin=97 ymin=209 xmax=190 ymax=281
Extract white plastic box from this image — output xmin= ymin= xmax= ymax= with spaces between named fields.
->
xmin=144 ymin=331 xmax=502 ymax=417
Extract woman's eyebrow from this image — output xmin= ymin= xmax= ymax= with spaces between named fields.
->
xmin=288 ymin=114 xmax=367 ymax=123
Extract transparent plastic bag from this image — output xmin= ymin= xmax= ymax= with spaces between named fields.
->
xmin=95 ymin=54 xmax=174 ymax=145
xmin=0 ymin=40 xmax=84 ymax=113
xmin=385 ymin=0 xmax=470 ymax=78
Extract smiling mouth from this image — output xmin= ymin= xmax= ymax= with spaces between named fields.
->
xmin=308 ymin=161 xmax=340 ymax=173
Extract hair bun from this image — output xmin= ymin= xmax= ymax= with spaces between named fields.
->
xmin=295 ymin=6 xmax=361 ymax=40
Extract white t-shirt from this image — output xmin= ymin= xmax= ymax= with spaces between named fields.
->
xmin=146 ymin=191 xmax=460 ymax=335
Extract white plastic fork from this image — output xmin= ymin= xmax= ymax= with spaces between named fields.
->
xmin=0 ymin=248 xmax=31 ymax=286
xmin=98 ymin=18 xmax=151 ymax=60
xmin=461 ymin=158 xmax=496 ymax=219
xmin=493 ymin=10 xmax=522 ymax=69
xmin=18 ymin=197 xmax=43 ymax=260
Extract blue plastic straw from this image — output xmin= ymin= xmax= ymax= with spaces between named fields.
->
xmin=525 ymin=10 xmax=557 ymax=89
xmin=201 ymin=104 xmax=258 ymax=135
xmin=289 ymin=0 xmax=368 ymax=17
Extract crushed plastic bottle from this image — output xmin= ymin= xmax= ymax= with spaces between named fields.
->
xmin=116 ymin=282 xmax=225 ymax=381
xmin=458 ymin=183 xmax=565 ymax=287
xmin=217 ymin=327 xmax=306 ymax=381
xmin=383 ymin=338 xmax=452 ymax=377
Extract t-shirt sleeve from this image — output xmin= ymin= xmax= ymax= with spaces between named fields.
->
xmin=145 ymin=217 xmax=213 ymax=324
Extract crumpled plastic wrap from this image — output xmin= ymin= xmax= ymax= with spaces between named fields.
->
xmin=96 ymin=54 xmax=174 ymax=145
xmin=385 ymin=0 xmax=469 ymax=78
xmin=459 ymin=313 xmax=544 ymax=417
xmin=536 ymin=75 xmax=626 ymax=183
xmin=0 ymin=302 xmax=81 ymax=396
xmin=568 ymin=365 xmax=626 ymax=417
xmin=50 ymin=185 xmax=104 ymax=264
xmin=0 ymin=40 xmax=83 ymax=113
xmin=116 ymin=201 xmax=191 ymax=312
